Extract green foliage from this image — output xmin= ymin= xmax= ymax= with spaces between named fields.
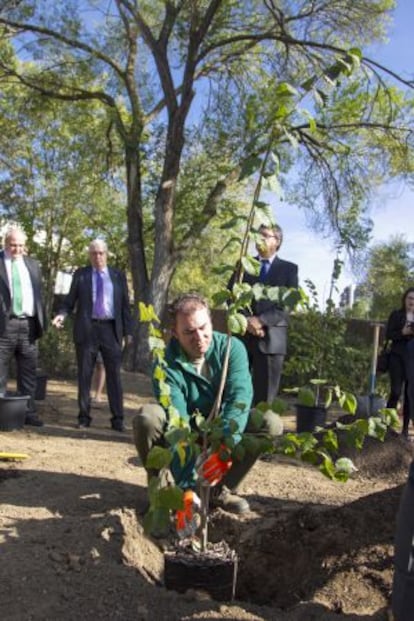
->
xmin=282 ymin=272 xmax=372 ymax=396
xmin=0 ymin=1 xmax=412 ymax=367
xmin=278 ymin=405 xmax=399 ymax=483
xmin=353 ymin=235 xmax=414 ymax=319
xmin=38 ymin=321 xmax=76 ymax=378
xmin=284 ymin=380 xmax=357 ymax=413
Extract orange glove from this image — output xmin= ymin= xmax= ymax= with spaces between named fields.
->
xmin=199 ymin=446 xmax=233 ymax=487
xmin=175 ymin=490 xmax=200 ymax=539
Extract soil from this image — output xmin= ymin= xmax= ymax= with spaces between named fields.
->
xmin=1 ymin=372 xmax=413 ymax=621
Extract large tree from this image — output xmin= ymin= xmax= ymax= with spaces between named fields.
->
xmin=0 ymin=0 xmax=413 ymax=368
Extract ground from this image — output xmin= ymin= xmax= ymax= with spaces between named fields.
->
xmin=1 ymin=372 xmax=413 ymax=621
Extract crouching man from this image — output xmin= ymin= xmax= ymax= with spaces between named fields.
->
xmin=132 ymin=292 xmax=283 ymax=518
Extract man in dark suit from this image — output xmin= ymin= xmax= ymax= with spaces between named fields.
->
xmin=52 ymin=239 xmax=133 ymax=431
xmin=232 ymin=224 xmax=298 ymax=405
xmin=0 ymin=225 xmax=46 ymax=426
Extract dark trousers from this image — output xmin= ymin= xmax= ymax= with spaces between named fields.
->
xmin=248 ymin=343 xmax=284 ymax=406
xmin=405 ymin=340 xmax=414 ymax=426
xmin=387 ymin=352 xmax=410 ymax=432
xmin=132 ymin=404 xmax=283 ymax=491
xmin=0 ymin=317 xmax=37 ymax=415
xmin=76 ymin=321 xmax=124 ymax=423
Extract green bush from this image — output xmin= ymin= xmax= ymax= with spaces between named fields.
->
xmin=281 ymin=312 xmax=373 ymax=396
xmin=38 ymin=321 xmax=77 ymax=378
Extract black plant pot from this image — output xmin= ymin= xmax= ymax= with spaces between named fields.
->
xmin=0 ymin=393 xmax=29 ymax=431
xmin=295 ymin=403 xmax=327 ymax=433
xmin=164 ymin=542 xmax=238 ymax=601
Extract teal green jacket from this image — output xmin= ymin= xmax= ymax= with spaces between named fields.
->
xmin=153 ymin=331 xmax=253 ymax=488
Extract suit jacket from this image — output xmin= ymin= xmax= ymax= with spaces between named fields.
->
xmin=0 ymin=250 xmax=46 ymax=339
xmin=237 ymin=256 xmax=299 ymax=355
xmin=386 ymin=308 xmax=414 ymax=358
xmin=61 ymin=265 xmax=133 ymax=346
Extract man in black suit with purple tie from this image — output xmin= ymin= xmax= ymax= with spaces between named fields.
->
xmin=52 ymin=239 xmax=133 ymax=431
xmin=233 ymin=224 xmax=298 ymax=406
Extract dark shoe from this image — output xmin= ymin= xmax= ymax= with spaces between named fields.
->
xmin=25 ymin=415 xmax=44 ymax=427
xmin=77 ymin=417 xmax=91 ymax=429
xmin=111 ymin=421 xmax=125 ymax=432
xmin=210 ymin=485 xmax=250 ymax=514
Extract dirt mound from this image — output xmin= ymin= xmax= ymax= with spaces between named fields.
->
xmin=1 ymin=375 xmax=413 ymax=620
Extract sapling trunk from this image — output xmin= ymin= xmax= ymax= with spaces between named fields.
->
xmin=198 ymin=483 xmax=210 ymax=552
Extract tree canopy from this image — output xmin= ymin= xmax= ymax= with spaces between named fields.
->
xmin=352 ymin=235 xmax=414 ymax=319
xmin=0 ymin=0 xmax=413 ymax=368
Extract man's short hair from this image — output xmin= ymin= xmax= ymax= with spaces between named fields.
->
xmin=169 ymin=293 xmax=211 ymax=324
xmin=89 ymin=239 xmax=108 ymax=253
xmin=3 ymin=225 xmax=27 ymax=247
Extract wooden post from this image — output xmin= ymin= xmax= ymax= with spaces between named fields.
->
xmin=369 ymin=322 xmax=383 ymax=416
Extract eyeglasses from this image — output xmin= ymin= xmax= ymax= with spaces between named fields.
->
xmin=91 ymin=251 xmax=106 ymax=255
xmin=260 ymin=234 xmax=280 ymax=240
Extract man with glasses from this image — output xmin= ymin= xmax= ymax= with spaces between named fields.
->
xmin=0 ymin=225 xmax=46 ymax=426
xmin=231 ymin=223 xmax=298 ymax=405
xmin=52 ymin=239 xmax=132 ymax=431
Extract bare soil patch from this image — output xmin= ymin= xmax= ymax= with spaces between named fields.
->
xmin=1 ymin=372 xmax=413 ymax=620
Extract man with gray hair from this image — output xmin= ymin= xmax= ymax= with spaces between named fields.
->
xmin=0 ymin=225 xmax=46 ymax=426
xmin=53 ymin=239 xmax=132 ymax=431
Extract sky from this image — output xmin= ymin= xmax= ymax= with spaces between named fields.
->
xmin=270 ymin=1 xmax=413 ymax=306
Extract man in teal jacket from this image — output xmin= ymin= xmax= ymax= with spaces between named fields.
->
xmin=133 ymin=292 xmax=282 ymax=514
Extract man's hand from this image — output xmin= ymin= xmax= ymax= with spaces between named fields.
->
xmin=52 ymin=314 xmax=65 ymax=329
xmin=175 ymin=490 xmax=201 ymax=539
xmin=246 ymin=316 xmax=265 ymax=338
xmin=198 ymin=446 xmax=233 ymax=487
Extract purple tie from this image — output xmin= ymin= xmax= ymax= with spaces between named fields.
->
xmin=93 ymin=271 xmax=105 ymax=318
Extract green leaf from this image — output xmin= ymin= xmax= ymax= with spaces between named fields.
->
xmin=249 ymin=408 xmax=264 ymax=430
xmin=238 ymin=155 xmax=262 ymax=181
xmin=319 ymin=455 xmax=336 ymax=480
xmin=139 ymin=302 xmax=159 ymax=323
xmin=322 ymin=429 xmax=338 ymax=452
xmin=282 ymin=127 xmax=298 ymax=150
xmin=220 ymin=216 xmax=245 ymax=230
xmin=212 ymin=289 xmax=231 ymax=307
xmin=275 ymin=82 xmax=298 ymax=98
xmin=148 ymin=336 xmax=165 ymax=352
xmin=241 ymin=255 xmax=261 ymax=276
xmin=143 ymin=506 xmax=170 ymax=536
xmin=270 ymin=398 xmax=289 ymax=415
xmin=298 ymin=387 xmax=316 ymax=407
xmin=227 ymin=312 xmax=248 ymax=335
xmin=159 ymin=485 xmax=184 ymax=511
xmin=146 ymin=446 xmax=172 ymax=470
xmin=342 ymin=392 xmax=357 ymax=414
xmin=153 ymin=365 xmax=166 ymax=381
xmin=262 ymin=173 xmax=281 ymax=194
xmin=314 ymin=88 xmax=329 ymax=107
xmin=335 ymin=457 xmax=357 ymax=476
xmin=301 ymin=75 xmax=318 ymax=92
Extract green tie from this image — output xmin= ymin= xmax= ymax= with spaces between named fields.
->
xmin=12 ymin=260 xmax=23 ymax=316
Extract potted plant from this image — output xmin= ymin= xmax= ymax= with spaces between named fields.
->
xmin=285 ymin=379 xmax=358 ymax=433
